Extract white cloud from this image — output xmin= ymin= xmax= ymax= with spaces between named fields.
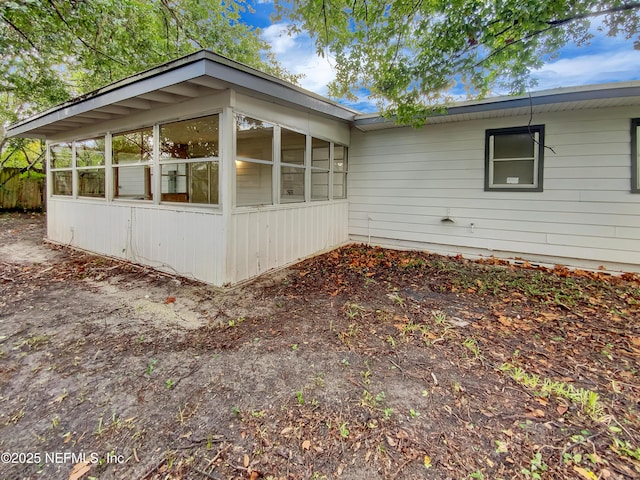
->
xmin=261 ymin=23 xmax=298 ymax=55
xmin=532 ymin=49 xmax=640 ymax=89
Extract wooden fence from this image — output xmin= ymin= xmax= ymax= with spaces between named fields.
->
xmin=0 ymin=168 xmax=45 ymax=210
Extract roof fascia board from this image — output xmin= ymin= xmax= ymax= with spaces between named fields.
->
xmin=354 ymin=84 xmax=640 ymax=128
xmin=202 ymin=59 xmax=355 ymax=121
xmin=7 ymin=61 xmax=208 ymax=137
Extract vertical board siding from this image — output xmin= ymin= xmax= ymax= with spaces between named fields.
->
xmin=349 ymin=107 xmax=640 ymax=271
xmin=47 ymin=199 xmax=225 ymax=285
xmin=229 ymin=202 xmax=349 ymax=283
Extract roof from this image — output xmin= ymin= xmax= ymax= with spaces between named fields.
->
xmin=7 ymin=49 xmax=640 ymax=138
xmin=354 ymin=81 xmax=640 ymax=131
xmin=6 ymin=50 xmax=359 ymax=138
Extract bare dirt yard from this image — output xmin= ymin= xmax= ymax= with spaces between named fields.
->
xmin=1 ymin=212 xmax=639 ymax=480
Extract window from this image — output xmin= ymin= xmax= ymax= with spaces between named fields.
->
xmin=485 ymin=125 xmax=544 ymax=191
xmin=76 ymin=138 xmax=105 ymax=198
xmin=333 ymin=145 xmax=348 ymax=199
xmin=280 ymin=128 xmax=306 ymax=203
xmin=632 ymin=119 xmax=640 ymax=193
xmin=236 ymin=115 xmax=273 ymax=206
xmin=50 ymin=143 xmax=73 ymax=196
xmin=112 ymin=128 xmax=153 ymax=200
xmin=311 ymin=138 xmax=330 ymax=201
xmin=159 ymin=115 xmax=220 ymax=204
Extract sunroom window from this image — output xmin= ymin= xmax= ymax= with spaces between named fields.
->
xmin=333 ymin=144 xmax=348 ymax=199
xmin=112 ymin=127 xmax=153 ymax=200
xmin=280 ymin=128 xmax=306 ymax=203
xmin=485 ymin=125 xmax=544 ymax=191
xmin=159 ymin=115 xmax=220 ymax=204
xmin=50 ymin=143 xmax=73 ymax=196
xmin=311 ymin=138 xmax=330 ymax=201
xmin=76 ymin=138 xmax=105 ymax=198
xmin=236 ymin=115 xmax=273 ymax=206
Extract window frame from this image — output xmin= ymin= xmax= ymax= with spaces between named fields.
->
xmin=49 ymin=142 xmax=74 ymax=196
xmin=632 ymin=118 xmax=639 ymax=193
xmin=158 ymin=114 xmax=221 ymax=205
xmin=75 ymin=137 xmax=106 ymax=199
xmin=234 ymin=113 xmax=275 ymax=207
xmin=484 ymin=125 xmax=545 ymax=192
xmin=111 ymin=126 xmax=155 ymax=201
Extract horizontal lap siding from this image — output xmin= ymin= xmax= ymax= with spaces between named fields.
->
xmin=349 ymin=106 xmax=640 ymax=271
xmin=47 ymin=199 xmax=225 ymax=284
xmin=229 ymin=202 xmax=349 ymax=284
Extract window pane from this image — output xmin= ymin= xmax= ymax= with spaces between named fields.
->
xmin=114 ymin=165 xmax=153 ymax=199
xmin=334 ymin=145 xmax=347 ymax=172
xmin=311 ymin=171 xmax=329 ymax=200
xmin=493 ymin=159 xmax=535 ymax=185
xmin=76 ymin=138 xmax=105 ymax=167
xmin=236 ymin=115 xmax=273 ymax=162
xmin=78 ymin=169 xmax=105 ymax=197
xmin=281 ymin=128 xmax=306 ymax=165
xmin=333 ymin=172 xmax=347 ymax=199
xmin=160 ymin=115 xmax=219 ymax=160
xmin=281 ymin=166 xmax=305 ymax=203
xmin=160 ymin=162 xmax=218 ymax=204
xmin=312 ymin=138 xmax=330 ymax=168
xmin=112 ymin=128 xmax=153 ymax=164
xmin=52 ymin=171 xmax=72 ymax=195
xmin=190 ymin=162 xmax=219 ymax=204
xmin=236 ymin=161 xmax=272 ymax=206
xmin=493 ymin=133 xmax=534 ymax=159
xmin=51 ymin=143 xmax=72 ymax=169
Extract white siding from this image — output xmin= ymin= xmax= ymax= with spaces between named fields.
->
xmin=229 ymin=201 xmax=349 ymax=284
xmin=349 ymin=106 xmax=640 ymax=272
xmin=47 ymin=198 xmax=226 ymax=285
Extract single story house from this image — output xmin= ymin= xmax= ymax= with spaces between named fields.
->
xmin=6 ymin=50 xmax=640 ymax=285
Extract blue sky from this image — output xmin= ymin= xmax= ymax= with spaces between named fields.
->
xmin=243 ymin=2 xmax=640 ymax=113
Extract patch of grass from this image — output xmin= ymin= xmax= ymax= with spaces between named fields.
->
xmin=500 ymin=363 xmax=604 ymax=420
xmin=343 ymin=302 xmax=366 ymax=319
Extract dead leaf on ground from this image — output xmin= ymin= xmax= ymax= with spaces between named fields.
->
xmin=164 ymin=296 xmax=176 ymax=304
xmin=69 ymin=461 xmax=90 ymax=480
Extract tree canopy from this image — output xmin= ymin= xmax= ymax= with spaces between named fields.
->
xmin=277 ymin=0 xmax=640 ymax=125
xmin=0 ymin=0 xmax=294 ymax=168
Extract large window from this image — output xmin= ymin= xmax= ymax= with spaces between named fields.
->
xmin=311 ymin=138 xmax=330 ymax=201
xmin=632 ymin=118 xmax=639 ymax=193
xmin=76 ymin=138 xmax=105 ymax=198
xmin=280 ymin=128 xmax=306 ymax=203
xmin=236 ymin=115 xmax=274 ymax=206
xmin=112 ymin=128 xmax=154 ymax=200
xmin=160 ymin=115 xmax=219 ymax=204
xmin=50 ymin=143 xmax=73 ymax=196
xmin=485 ymin=125 xmax=544 ymax=191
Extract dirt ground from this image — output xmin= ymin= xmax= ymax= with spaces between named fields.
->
xmin=1 ymin=212 xmax=639 ymax=480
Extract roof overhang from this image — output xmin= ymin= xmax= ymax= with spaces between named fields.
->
xmin=354 ymin=81 xmax=640 ymax=131
xmin=7 ymin=50 xmax=358 ymax=139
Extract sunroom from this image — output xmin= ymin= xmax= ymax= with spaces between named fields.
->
xmin=8 ymin=51 xmax=354 ymax=286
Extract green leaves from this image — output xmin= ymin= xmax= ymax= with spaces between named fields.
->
xmin=280 ymin=0 xmax=640 ymax=125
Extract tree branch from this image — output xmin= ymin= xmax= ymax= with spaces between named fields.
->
xmin=0 ymin=14 xmax=36 ymax=48
xmin=46 ymin=0 xmax=125 ymax=66
xmin=547 ymin=2 xmax=640 ymax=27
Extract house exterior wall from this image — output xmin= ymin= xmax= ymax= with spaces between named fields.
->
xmin=47 ymin=199 xmax=226 ymax=284
xmin=227 ymin=201 xmax=349 ymax=284
xmin=349 ymin=106 xmax=640 ymax=272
